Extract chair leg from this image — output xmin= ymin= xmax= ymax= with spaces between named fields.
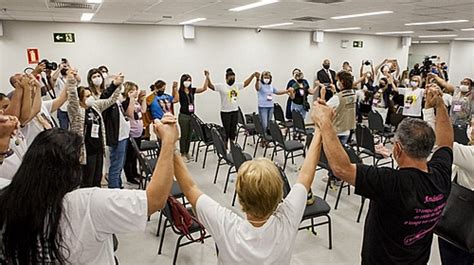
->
xmin=357 ymin=197 xmax=366 ymax=223
xmin=172 ymin=235 xmax=184 ymax=265
xmin=283 ymin=152 xmax=288 ymax=171
xmin=158 ymin=219 xmax=168 ymax=254
xmin=263 ymin=144 xmax=268 ymax=157
xmin=347 ymin=185 xmax=351 ymax=195
xmin=156 ymin=211 xmax=163 ymax=236
xmin=327 ymin=215 xmax=333 ymax=249
xmin=232 ymin=189 xmax=237 ymax=206
xmin=223 ymin=166 xmax=233 ymax=193
xmin=243 ymin=134 xmax=248 ymax=150
xmin=271 ymin=146 xmax=277 ymax=160
xmin=253 ymin=138 xmax=260 ymax=157
xmin=213 ymin=159 xmax=222 ymax=184
xmin=202 ymin=145 xmax=210 ymax=169
xmin=291 ymin=151 xmax=295 ymax=164
xmin=310 ymin=218 xmax=316 ymax=235
xmin=335 ymin=181 xmax=344 ymax=210
xmin=195 ymin=142 xmax=201 ymax=162
xmin=323 ymin=177 xmax=330 ymax=200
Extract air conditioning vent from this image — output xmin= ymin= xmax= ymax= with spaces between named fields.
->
xmin=292 ymin=16 xmax=325 ymax=22
xmin=302 ymin=0 xmax=345 ymax=4
xmin=426 ymin=28 xmax=455 ymax=32
xmin=46 ymin=0 xmax=96 ymax=10
xmin=125 ymin=18 xmax=163 ymax=24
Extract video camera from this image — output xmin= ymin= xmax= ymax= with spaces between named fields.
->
xmin=420 ymin=55 xmax=437 ymax=76
xmin=39 ymin=59 xmax=58 ymax=71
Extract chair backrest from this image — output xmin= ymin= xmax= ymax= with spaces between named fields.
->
xmin=454 ymin=126 xmax=469 ymax=145
xmin=130 ymin=137 xmax=154 ymax=176
xmin=273 ymin=103 xmax=285 ymax=123
xmin=252 ymin=113 xmax=266 ymax=136
xmin=390 ymin=113 xmax=404 ymax=130
xmin=275 ymin=163 xmax=291 ymax=198
xmin=345 ymin=145 xmax=363 ymax=164
xmin=238 ymin=107 xmax=246 ymax=126
xmin=190 ymin=114 xmax=206 ymax=141
xmin=355 ymin=124 xmax=376 ymax=152
xmin=368 ymin=110 xmax=385 ymax=132
xmin=269 ymin=121 xmax=285 ymax=146
xmin=211 ymin=127 xmax=228 ymax=160
xmin=292 ymin=110 xmax=305 ymax=131
xmin=305 ymin=133 xmax=313 ymax=150
xmin=230 ymin=142 xmax=248 ymax=171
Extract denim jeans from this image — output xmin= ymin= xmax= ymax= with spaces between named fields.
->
xmin=291 ymin=102 xmax=307 ymax=119
xmin=57 ymin=109 xmax=70 ymax=129
xmin=108 ymin=139 xmax=128 ymax=188
xmin=258 ymin=106 xmax=274 ymax=132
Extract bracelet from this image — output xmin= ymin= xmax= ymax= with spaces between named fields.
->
xmin=0 ymin=149 xmax=14 ymax=165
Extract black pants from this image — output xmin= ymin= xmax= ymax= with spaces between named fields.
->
xmin=220 ymin=110 xmax=238 ymax=143
xmin=82 ymin=152 xmax=103 ymax=188
xmin=438 ymin=238 xmax=474 ymax=265
xmin=124 ymin=137 xmax=140 ymax=182
xmin=178 ymin=113 xmax=192 ymax=155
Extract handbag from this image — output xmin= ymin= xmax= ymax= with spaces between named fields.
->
xmin=167 ymin=196 xmax=207 ymax=242
xmin=434 ymin=176 xmax=474 ymax=253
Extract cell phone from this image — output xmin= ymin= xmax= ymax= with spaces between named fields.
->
xmin=61 ymin=58 xmax=68 ymax=64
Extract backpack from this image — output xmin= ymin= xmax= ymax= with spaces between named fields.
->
xmin=166 ymin=196 xmax=207 ymax=242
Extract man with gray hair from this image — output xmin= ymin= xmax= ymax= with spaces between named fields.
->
xmin=311 ymin=87 xmax=453 ymax=264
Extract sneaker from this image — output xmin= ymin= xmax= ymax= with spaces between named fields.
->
xmin=186 ymin=153 xmax=194 ymax=161
xmin=306 ymin=190 xmax=316 ymax=205
xmin=181 ymin=154 xmax=191 ymax=163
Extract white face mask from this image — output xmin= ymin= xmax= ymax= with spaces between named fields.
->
xmin=92 ymin=77 xmax=103 ymax=87
xmin=263 ymin=78 xmax=271 ymax=84
xmin=410 ymin=81 xmax=419 ymax=88
xmin=183 ymin=81 xmax=192 ymax=88
xmin=459 ymin=85 xmax=470 ymax=92
xmin=467 ymin=126 xmax=472 ymax=141
xmin=85 ymin=96 xmax=96 ymax=107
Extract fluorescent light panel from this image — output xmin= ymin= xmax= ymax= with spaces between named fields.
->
xmin=460 ymin=28 xmax=474 ymax=31
xmin=229 ymin=0 xmax=278 ymax=12
xmin=179 ymin=18 xmax=206 ymax=25
xmin=87 ymin=0 xmax=102 ymax=3
xmin=455 ymin=38 xmax=474 ymax=40
xmin=260 ymin=22 xmax=293 ymax=28
xmin=331 ymin=11 xmax=393 ymax=20
xmin=418 ymin=34 xmax=457 ymax=38
xmin=405 ymin=20 xmax=468 ymax=26
xmin=324 ymin=27 xmax=361 ymax=32
xmin=376 ymin=31 xmax=414 ymax=35
xmin=80 ymin=13 xmax=94 ymax=21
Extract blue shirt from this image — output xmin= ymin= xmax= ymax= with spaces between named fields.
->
xmin=149 ymin=94 xmax=174 ymax=120
xmin=258 ymin=83 xmax=277 ymax=108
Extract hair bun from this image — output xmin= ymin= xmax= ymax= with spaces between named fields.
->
xmin=226 ymin=68 xmax=233 ymax=73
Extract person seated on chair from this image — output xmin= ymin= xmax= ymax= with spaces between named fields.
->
xmin=173 ymin=113 xmax=323 ymax=264
xmin=0 ymin=114 xmax=178 ymax=264
xmin=312 ymin=86 xmax=454 ymax=264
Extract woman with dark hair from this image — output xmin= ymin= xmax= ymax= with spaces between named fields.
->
xmin=87 ymin=68 xmax=106 ymax=99
xmin=175 ymin=73 xmax=208 ymax=162
xmin=206 ymin=68 xmax=257 ymax=146
xmin=0 ymin=114 xmax=178 ymax=263
xmin=67 ymin=69 xmax=123 ymax=188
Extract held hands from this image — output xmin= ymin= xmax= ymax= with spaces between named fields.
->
xmin=204 ymin=70 xmax=210 ymax=78
xmin=425 ymin=85 xmax=443 ymax=109
xmin=153 ymin=113 xmax=179 ymax=144
xmin=311 ymin=99 xmax=335 ymax=127
xmin=0 ymin=114 xmax=20 ymax=139
xmin=113 ymin=73 xmax=125 ymax=86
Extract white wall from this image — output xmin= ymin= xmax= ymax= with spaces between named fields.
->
xmin=408 ymin=43 xmax=450 ymax=69
xmin=0 ymin=21 xmax=409 ymax=123
xmin=448 ymin=41 xmax=474 ymax=84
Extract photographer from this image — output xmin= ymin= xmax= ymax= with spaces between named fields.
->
xmin=375 ymin=59 xmax=400 ymax=86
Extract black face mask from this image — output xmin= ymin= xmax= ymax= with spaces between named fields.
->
xmin=156 ymin=90 xmax=164 ymax=96
xmin=323 ymin=64 xmax=330 ymax=70
xmin=61 ymin=68 xmax=68 ymax=76
xmin=379 ymin=83 xmax=386 ymax=88
xmin=227 ymin=79 xmax=235 ymax=86
xmin=297 ymin=79 xmax=304 ymax=83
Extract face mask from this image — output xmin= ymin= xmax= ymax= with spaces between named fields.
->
xmin=183 ymin=81 xmax=192 ymax=88
xmin=92 ymin=77 xmax=103 ymax=87
xmin=410 ymin=81 xmax=419 ymax=88
xmin=61 ymin=68 xmax=68 ymax=76
xmin=227 ymin=79 xmax=235 ymax=86
xmin=460 ymin=85 xmax=470 ymax=92
xmin=85 ymin=96 xmax=96 ymax=107
xmin=263 ymin=78 xmax=271 ymax=84
xmin=156 ymin=90 xmax=164 ymax=96
xmin=323 ymin=64 xmax=330 ymax=70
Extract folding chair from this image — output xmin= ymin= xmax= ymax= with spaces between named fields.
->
xmin=252 ymin=113 xmax=274 ymax=157
xmin=368 ymin=110 xmax=394 ymax=145
xmin=236 ymin=107 xmax=257 ymax=149
xmin=190 ymin=114 xmax=214 ymax=168
xmin=268 ymin=121 xmax=305 ymax=171
xmin=274 ymin=103 xmax=293 ymax=139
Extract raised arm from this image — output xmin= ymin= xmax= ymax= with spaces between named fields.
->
xmin=254 ymin=72 xmax=261 ymax=91
xmin=25 ymin=76 xmax=43 ymax=123
xmin=426 ymin=86 xmax=453 ymax=149
xmin=171 ymin=81 xmax=179 ymax=103
xmin=196 ymin=76 xmax=209 ymax=94
xmin=95 ymin=74 xmax=124 ymax=112
xmin=126 ymin=91 xmax=138 ymax=119
xmin=204 ymin=70 xmax=215 ymax=90
xmin=50 ymin=84 xmax=68 ymax=113
xmin=173 ymin=152 xmax=204 ymax=210
xmin=5 ymin=76 xmax=24 ymax=119
xmin=429 ymin=73 xmax=455 ymax=93
xmin=146 ymin=114 xmax=178 ymax=215
xmin=243 ymin=72 xmax=257 ymax=88
xmin=296 ymin=126 xmax=322 ymax=190
xmin=314 ymin=100 xmax=357 ymax=186
xmin=375 ymin=59 xmax=387 ymax=73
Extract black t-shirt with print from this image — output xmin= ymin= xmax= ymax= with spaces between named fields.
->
xmin=84 ymin=108 xmax=103 ymax=155
xmin=178 ymin=87 xmax=196 ymax=115
xmin=355 ymin=147 xmax=452 ymax=265
xmin=289 ymin=79 xmax=310 ymax=105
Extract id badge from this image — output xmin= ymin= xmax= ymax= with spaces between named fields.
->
xmin=373 ymin=99 xmax=379 ymax=105
xmin=299 ymin=89 xmax=305 ymax=96
xmin=188 ymin=104 xmax=195 ymax=113
xmin=266 ymin=95 xmax=273 ymax=101
xmin=91 ymin=124 xmax=100 ymax=139
xmin=453 ymin=104 xmax=462 ymax=112
xmin=137 ymin=111 xmax=143 ymax=119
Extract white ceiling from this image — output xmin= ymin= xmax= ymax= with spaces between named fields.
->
xmin=1 ymin=0 xmax=473 ymax=41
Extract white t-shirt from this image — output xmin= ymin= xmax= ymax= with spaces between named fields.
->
xmin=196 ymin=183 xmax=307 ymax=265
xmin=398 ymin=87 xmax=425 ymax=117
xmin=214 ymin=83 xmax=244 ymax=112
xmin=54 ymin=76 xmax=69 ymax=112
xmin=62 ymin=188 xmax=148 ymax=264
xmin=0 ymin=137 xmax=27 ymax=180
xmin=0 ymin=178 xmax=10 ymax=189
xmin=22 ymin=100 xmax=55 ymax=145
xmin=117 ymin=101 xmax=131 ymax=141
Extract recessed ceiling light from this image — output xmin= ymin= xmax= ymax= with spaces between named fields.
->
xmin=455 ymin=37 xmax=474 ymax=41
xmin=323 ymin=27 xmax=361 ymax=32
xmin=419 ymin=41 xmax=440 ymax=44
xmin=418 ymin=34 xmax=457 ymax=38
xmin=405 ymin=20 xmax=468 ymax=26
xmin=259 ymin=22 xmax=293 ymax=28
xmin=460 ymin=28 xmax=474 ymax=31
xmin=330 ymin=11 xmax=393 ymax=20
xmin=80 ymin=13 xmax=94 ymax=21
xmin=229 ymin=0 xmax=278 ymax=12
xmin=179 ymin=18 xmax=206 ymax=25
xmin=87 ymin=0 xmax=102 ymax=3
xmin=375 ymin=31 xmax=414 ymax=35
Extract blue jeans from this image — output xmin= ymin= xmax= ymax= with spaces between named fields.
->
xmin=258 ymin=106 xmax=274 ymax=132
xmin=291 ymin=102 xmax=307 ymax=119
xmin=108 ymin=139 xmax=128 ymax=188
xmin=57 ymin=110 xmax=69 ymax=129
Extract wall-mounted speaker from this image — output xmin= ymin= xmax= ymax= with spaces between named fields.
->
xmin=183 ymin=25 xmax=195 ymax=40
xmin=402 ymin=36 xmax=412 ymax=47
xmin=312 ymin=31 xmax=324 ymax=43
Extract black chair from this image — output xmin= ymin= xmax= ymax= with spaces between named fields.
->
xmin=274 ymin=103 xmax=293 ymax=139
xmin=277 ymin=163 xmax=332 ymax=249
xmin=454 ymin=125 xmax=469 ymax=145
xmin=252 ymin=113 xmax=274 ymax=157
xmin=130 ymin=137 xmax=156 ymax=190
xmin=230 ymin=142 xmax=253 ymax=206
xmin=211 ymin=127 xmax=235 ymax=194
xmin=236 ymin=107 xmax=257 ymax=149
xmin=368 ymin=110 xmax=394 ymax=145
xmin=190 ymin=114 xmax=214 ymax=168
xmin=157 ymin=200 xmax=211 ymax=265
xmin=292 ymin=110 xmax=314 ymax=138
xmin=268 ymin=121 xmax=305 ymax=171
xmin=389 ymin=112 xmax=404 ymax=130
xmin=355 ymin=124 xmax=394 ymax=168
xmin=139 ymin=139 xmax=160 ymax=159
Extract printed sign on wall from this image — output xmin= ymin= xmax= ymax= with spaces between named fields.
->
xmin=27 ymin=48 xmax=39 ymax=64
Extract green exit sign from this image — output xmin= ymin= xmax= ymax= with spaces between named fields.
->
xmin=353 ymin=41 xmax=363 ymax=48
xmin=53 ymin=33 xmax=75 ymax=43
